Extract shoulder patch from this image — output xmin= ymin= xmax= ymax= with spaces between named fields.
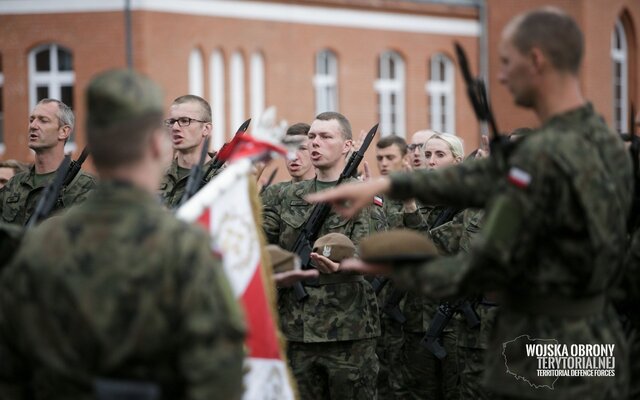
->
xmin=507 ymin=167 xmax=531 ymax=189
xmin=373 ymin=195 xmax=383 ymax=207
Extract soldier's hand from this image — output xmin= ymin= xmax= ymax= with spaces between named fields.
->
xmin=310 ymin=253 xmax=340 ymax=273
xmin=274 ymin=269 xmax=320 ymax=288
xmin=340 ymin=258 xmax=392 ymax=276
xmin=306 ymin=177 xmax=391 ymax=219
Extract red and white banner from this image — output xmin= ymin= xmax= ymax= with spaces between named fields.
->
xmin=177 ymin=158 xmax=295 ymax=400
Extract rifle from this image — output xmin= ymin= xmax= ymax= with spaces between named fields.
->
xmin=25 ymin=155 xmax=72 ymax=228
xmin=421 ymin=298 xmax=480 ymax=359
xmin=454 ymin=42 xmax=504 ymax=155
xmin=201 ymin=118 xmax=251 ymax=185
xmin=383 ymin=288 xmax=407 ymax=324
xmin=291 ymin=123 xmax=379 ymax=301
xmin=178 ymin=136 xmax=211 ymax=207
xmin=62 ymin=146 xmax=90 ymax=187
xmin=259 ymin=168 xmax=278 ymax=195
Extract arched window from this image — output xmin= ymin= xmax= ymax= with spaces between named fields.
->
xmin=210 ymin=50 xmax=225 ymax=150
xmin=29 ymin=43 xmax=75 ymax=151
xmin=314 ymin=50 xmax=338 ymax=114
xmin=374 ymin=51 xmax=405 ymax=137
xmin=230 ymin=52 xmax=245 ymax=132
xmin=612 ymin=19 xmax=628 ymax=132
xmin=250 ymin=52 xmax=265 ymax=122
xmin=189 ymin=48 xmax=204 ymax=97
xmin=426 ymin=53 xmax=455 ymax=134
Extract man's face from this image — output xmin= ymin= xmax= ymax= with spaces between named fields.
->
xmin=408 ymin=131 xmax=431 ymax=169
xmin=286 ymin=138 xmax=313 ymax=179
xmin=424 ymin=138 xmax=459 ymax=170
xmin=498 ymin=34 xmax=536 ymax=108
xmin=167 ymin=101 xmax=211 ymax=152
xmin=28 ymin=102 xmax=68 ymax=151
xmin=0 ymin=167 xmax=15 ymax=188
xmin=308 ymin=119 xmax=351 ymax=170
xmin=376 ymin=144 xmax=405 ymax=176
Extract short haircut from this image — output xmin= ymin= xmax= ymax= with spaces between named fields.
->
xmin=89 ymin=113 xmax=163 ymax=169
xmin=172 ymin=95 xmax=212 ymax=122
xmin=0 ymin=159 xmax=29 ymax=174
xmin=287 ymin=122 xmax=310 ymax=137
xmin=37 ymin=98 xmax=75 ymax=131
xmin=510 ymin=8 xmax=583 ymax=74
xmin=315 ymin=111 xmax=352 ymax=140
xmin=376 ymin=135 xmax=408 ymax=156
xmin=426 ymin=133 xmax=464 ymax=159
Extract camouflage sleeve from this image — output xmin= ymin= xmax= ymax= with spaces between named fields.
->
xmin=178 ymin=230 xmax=246 ymax=400
xmin=62 ymin=171 xmax=96 ymax=207
xmin=389 ymin=157 xmax=496 ymax=208
xmin=0 ymin=186 xmax=5 ymax=216
xmin=348 ymin=206 xmax=372 ymax=253
xmin=369 ymin=203 xmax=388 ymax=234
xmin=261 ymin=184 xmax=282 ymax=245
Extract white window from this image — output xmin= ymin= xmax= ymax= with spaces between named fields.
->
xmin=611 ymin=19 xmax=628 ymax=133
xmin=314 ymin=50 xmax=338 ymax=114
xmin=374 ymin=51 xmax=405 ymax=137
xmin=189 ymin=48 xmax=204 ymax=97
xmin=210 ymin=50 xmax=226 ymax=150
xmin=28 ymin=43 xmax=75 ymax=152
xmin=426 ymin=53 xmax=455 ymax=134
xmin=230 ymin=51 xmax=245 ymax=133
xmin=0 ymin=54 xmax=4 ymax=155
xmin=250 ymin=51 xmax=265 ymax=123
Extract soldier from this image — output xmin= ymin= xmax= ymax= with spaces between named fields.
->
xmin=408 ymin=129 xmax=436 ymax=169
xmin=0 ymin=99 xmax=95 ymax=225
xmin=159 ymin=95 xmax=220 ymax=208
xmin=262 ymin=111 xmax=380 ymax=400
xmin=0 ymin=69 xmax=246 ymax=399
xmin=310 ymin=7 xmax=630 ymax=399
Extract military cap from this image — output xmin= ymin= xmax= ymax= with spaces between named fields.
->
xmin=360 ymin=229 xmax=438 ymax=263
xmin=266 ymin=245 xmax=300 ymax=273
xmin=87 ymin=68 xmax=163 ymax=129
xmin=313 ymin=233 xmax=355 ymax=262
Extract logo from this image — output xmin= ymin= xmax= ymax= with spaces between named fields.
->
xmin=322 ymin=245 xmax=332 ymax=257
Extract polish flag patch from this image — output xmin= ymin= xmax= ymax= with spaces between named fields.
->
xmin=508 ymin=167 xmax=531 ymax=189
xmin=373 ymin=195 xmax=384 ymax=207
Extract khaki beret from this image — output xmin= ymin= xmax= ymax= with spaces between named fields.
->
xmin=360 ymin=229 xmax=438 ymax=263
xmin=313 ymin=233 xmax=355 ymax=262
xmin=87 ymin=68 xmax=163 ymax=129
xmin=266 ymin=245 xmax=300 ymax=274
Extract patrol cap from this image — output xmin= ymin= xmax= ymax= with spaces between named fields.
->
xmin=313 ymin=233 xmax=356 ymax=262
xmin=86 ymin=68 xmax=163 ymax=129
xmin=266 ymin=245 xmax=300 ymax=273
xmin=360 ymin=229 xmax=438 ymax=263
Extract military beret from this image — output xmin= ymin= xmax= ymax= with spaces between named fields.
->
xmin=266 ymin=245 xmax=300 ymax=273
xmin=313 ymin=233 xmax=355 ymax=262
xmin=360 ymin=229 xmax=438 ymax=263
xmin=87 ymin=68 xmax=163 ymax=129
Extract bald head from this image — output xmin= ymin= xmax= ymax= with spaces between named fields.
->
xmin=409 ymin=130 xmax=437 ymax=169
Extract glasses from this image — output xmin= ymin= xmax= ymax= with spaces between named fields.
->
xmin=164 ymin=117 xmax=209 ymax=128
xmin=407 ymin=143 xmax=425 ymax=151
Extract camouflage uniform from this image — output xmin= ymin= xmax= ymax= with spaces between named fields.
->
xmin=262 ymin=178 xmax=380 ymax=400
xmin=0 ymin=182 xmax=246 ymax=399
xmin=618 ymin=229 xmax=640 ymax=399
xmin=0 ymin=165 xmax=95 ymax=225
xmin=159 ymin=156 xmax=221 ymax=208
xmin=390 ymin=104 xmax=630 ymax=399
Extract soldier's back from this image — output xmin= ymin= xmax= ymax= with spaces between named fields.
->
xmin=0 ymin=181 xmax=245 ymax=399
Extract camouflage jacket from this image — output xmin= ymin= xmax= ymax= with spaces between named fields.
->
xmin=391 ymin=103 xmax=631 ymax=398
xmin=0 ymin=165 xmax=95 ymax=226
xmin=159 ymin=155 xmax=221 ymax=208
xmin=0 ymin=182 xmax=246 ymax=400
xmin=262 ymin=178 xmax=380 ymax=342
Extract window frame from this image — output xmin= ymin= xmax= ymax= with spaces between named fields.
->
xmin=374 ymin=51 xmax=405 ymax=138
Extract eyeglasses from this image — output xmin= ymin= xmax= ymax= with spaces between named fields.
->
xmin=164 ymin=117 xmax=209 ymax=128
xmin=407 ymin=143 xmax=425 ymax=151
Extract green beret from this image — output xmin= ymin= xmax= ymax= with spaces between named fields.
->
xmin=266 ymin=245 xmax=300 ymax=273
xmin=360 ymin=229 xmax=438 ymax=263
xmin=86 ymin=68 xmax=163 ymax=129
xmin=313 ymin=233 xmax=355 ymax=262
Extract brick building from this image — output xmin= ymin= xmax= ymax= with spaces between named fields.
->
xmin=0 ymin=0 xmax=638 ymax=179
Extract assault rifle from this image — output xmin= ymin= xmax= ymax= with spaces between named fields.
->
xmin=178 ymin=136 xmax=210 ymax=207
xmin=201 ymin=118 xmax=251 ymax=187
xmin=291 ymin=123 xmax=379 ymax=301
xmin=421 ymin=299 xmax=480 ymax=359
xmin=454 ymin=42 xmax=505 ymax=155
xmin=26 ymin=146 xmax=90 ymax=227
xmin=259 ymin=168 xmax=279 ymax=195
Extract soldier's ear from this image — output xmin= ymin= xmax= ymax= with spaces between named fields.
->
xmin=342 ymin=139 xmax=353 ymax=155
xmin=58 ymin=125 xmax=71 ymax=142
xmin=529 ymin=47 xmax=546 ymax=74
